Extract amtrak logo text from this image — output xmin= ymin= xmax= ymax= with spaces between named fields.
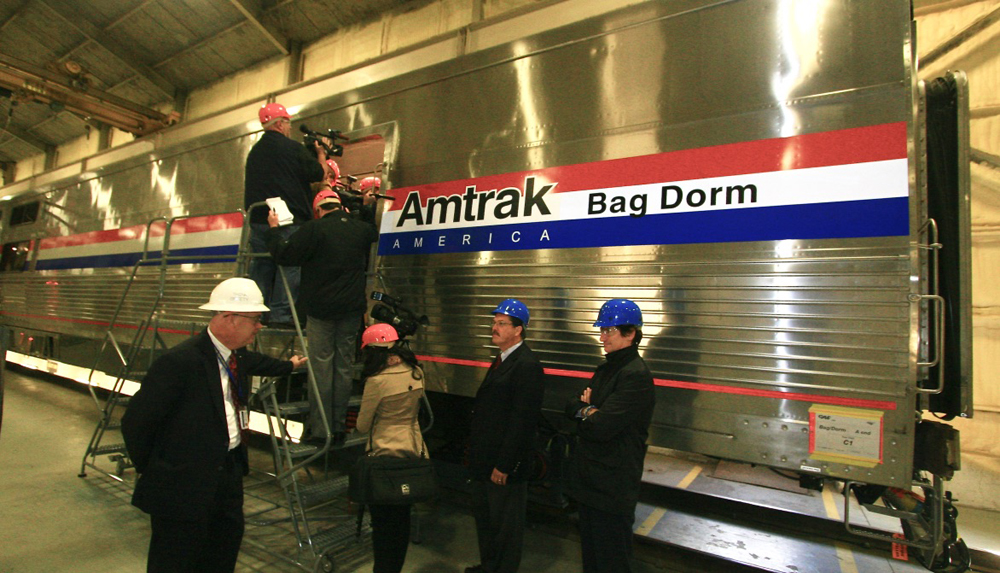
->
xmin=396 ymin=176 xmax=554 ymax=227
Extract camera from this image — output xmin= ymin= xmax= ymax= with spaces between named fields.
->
xmin=300 ymin=124 xmax=345 ymax=157
xmin=370 ymin=292 xmax=429 ymax=338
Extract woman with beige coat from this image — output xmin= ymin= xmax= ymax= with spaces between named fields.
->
xmin=355 ymin=323 xmax=427 ymax=573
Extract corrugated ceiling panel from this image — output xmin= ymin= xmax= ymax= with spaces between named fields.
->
xmin=30 ymin=112 xmax=88 ymax=142
xmin=0 ymin=3 xmax=85 ymax=66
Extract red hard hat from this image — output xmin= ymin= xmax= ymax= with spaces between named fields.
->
xmin=258 ymin=103 xmax=290 ymax=125
xmin=359 ymin=176 xmax=381 ymax=192
xmin=362 ymin=323 xmax=399 ymax=348
xmin=326 ymin=159 xmax=341 ymax=183
xmin=312 ymin=188 xmax=341 ymax=214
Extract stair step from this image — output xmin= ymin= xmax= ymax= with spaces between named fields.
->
xmin=103 ymin=421 xmax=122 ymax=430
xmin=311 ymin=513 xmax=370 ymax=555
xmin=287 ymin=442 xmax=322 ymax=458
xmin=277 ymin=401 xmax=310 ymax=415
xmin=340 ymin=433 xmax=368 ymax=449
xmin=92 ymin=443 xmax=128 ymax=456
xmin=297 ymin=475 xmax=350 ymax=508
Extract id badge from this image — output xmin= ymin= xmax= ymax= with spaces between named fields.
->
xmin=239 ymin=409 xmax=249 ymax=430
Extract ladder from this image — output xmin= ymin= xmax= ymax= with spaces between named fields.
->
xmin=240 ymin=205 xmax=373 ymax=570
xmin=77 ymin=211 xmax=245 ymax=481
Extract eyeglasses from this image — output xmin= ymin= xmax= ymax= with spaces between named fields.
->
xmin=492 ymin=320 xmax=512 ymax=328
xmin=230 ymin=313 xmax=263 ymax=324
xmin=599 ymin=327 xmax=619 ymax=336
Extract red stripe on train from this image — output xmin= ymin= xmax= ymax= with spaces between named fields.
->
xmin=416 ymin=354 xmax=898 ymax=410
xmin=39 ymin=212 xmax=244 ymax=250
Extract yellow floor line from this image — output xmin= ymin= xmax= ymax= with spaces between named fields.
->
xmin=635 ymin=507 xmax=666 ymax=536
xmin=835 ymin=543 xmax=860 ymax=573
xmin=824 ymin=483 xmax=860 ymax=573
xmin=634 ymin=465 xmax=702 ymax=536
xmin=677 ymin=464 xmax=703 ymax=489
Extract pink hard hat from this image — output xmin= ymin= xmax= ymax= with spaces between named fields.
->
xmin=359 ymin=176 xmax=381 ymax=192
xmin=312 ymin=188 xmax=341 ymax=214
xmin=326 ymin=159 xmax=341 ymax=184
xmin=362 ymin=323 xmax=399 ymax=348
xmin=258 ymin=103 xmax=290 ymax=126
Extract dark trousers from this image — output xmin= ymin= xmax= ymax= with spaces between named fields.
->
xmin=146 ymin=450 xmax=245 ymax=573
xmin=471 ymin=479 xmax=528 ymax=573
xmin=248 ymin=223 xmax=300 ymax=324
xmin=368 ymin=503 xmax=412 ymax=573
xmin=578 ymin=503 xmax=635 ymax=573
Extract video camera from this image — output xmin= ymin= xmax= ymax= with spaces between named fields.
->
xmin=370 ymin=291 xmax=429 ymax=338
xmin=300 ymin=124 xmax=346 ymax=157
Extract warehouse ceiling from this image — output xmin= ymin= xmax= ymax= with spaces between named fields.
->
xmin=0 ymin=0 xmax=418 ymax=164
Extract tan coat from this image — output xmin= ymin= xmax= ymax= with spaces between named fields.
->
xmin=355 ymin=362 xmax=427 ymax=458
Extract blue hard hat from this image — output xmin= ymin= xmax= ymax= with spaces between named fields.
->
xmin=491 ymin=298 xmax=530 ymax=325
xmin=593 ymin=299 xmax=642 ymax=327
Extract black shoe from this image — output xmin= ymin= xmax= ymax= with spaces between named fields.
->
xmin=465 ymin=566 xmax=485 ymax=573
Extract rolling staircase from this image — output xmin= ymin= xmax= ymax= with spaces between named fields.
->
xmin=77 ymin=212 xmax=238 ymax=482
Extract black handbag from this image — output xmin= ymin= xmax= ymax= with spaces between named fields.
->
xmin=349 ymin=426 xmax=437 ymax=505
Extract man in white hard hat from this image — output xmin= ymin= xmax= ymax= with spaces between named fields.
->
xmin=123 ymin=277 xmax=307 ymax=572
xmin=244 ymin=102 xmax=330 ymax=326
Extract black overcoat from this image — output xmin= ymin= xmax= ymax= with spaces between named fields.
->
xmin=122 ymin=330 xmax=292 ymax=520
xmin=566 ymin=345 xmax=655 ymax=516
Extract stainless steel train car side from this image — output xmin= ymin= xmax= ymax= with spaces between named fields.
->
xmin=0 ymin=0 xmax=971 ymax=563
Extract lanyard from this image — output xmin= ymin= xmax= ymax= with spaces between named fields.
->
xmin=213 ymin=348 xmax=242 ymax=401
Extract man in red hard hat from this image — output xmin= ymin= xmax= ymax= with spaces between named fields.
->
xmin=244 ymin=102 xmax=328 ymax=327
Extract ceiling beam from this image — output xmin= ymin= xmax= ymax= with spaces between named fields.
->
xmin=228 ymin=0 xmax=290 ymax=55
xmin=0 ymin=53 xmax=178 ymax=136
xmin=36 ymin=0 xmax=177 ymax=100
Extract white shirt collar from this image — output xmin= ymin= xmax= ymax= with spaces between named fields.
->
xmin=206 ymin=326 xmax=231 ymax=361
xmin=500 ymin=340 xmax=523 ymax=362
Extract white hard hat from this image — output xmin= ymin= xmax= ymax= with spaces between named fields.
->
xmin=199 ymin=278 xmax=270 ymax=312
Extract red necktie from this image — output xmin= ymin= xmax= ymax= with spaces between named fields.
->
xmin=228 ymin=353 xmax=248 ymax=446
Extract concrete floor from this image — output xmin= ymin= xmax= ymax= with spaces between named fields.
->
xmin=2 ymin=365 xmax=998 ymax=573
xmin=0 ymin=367 xmax=636 ymax=573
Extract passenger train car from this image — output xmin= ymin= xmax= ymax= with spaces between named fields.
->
xmin=0 ymin=1 xmax=972 ymax=569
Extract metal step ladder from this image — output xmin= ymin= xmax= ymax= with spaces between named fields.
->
xmin=77 ymin=211 xmax=245 ymax=482
xmin=243 ymin=255 xmax=373 ymax=571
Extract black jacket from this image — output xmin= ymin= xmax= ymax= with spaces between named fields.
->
xmin=122 ymin=331 xmax=293 ymax=521
xmin=244 ymin=130 xmax=325 ymax=224
xmin=565 ymin=345 xmax=654 ymax=516
xmin=266 ymin=206 xmax=378 ymax=322
xmin=468 ymin=343 xmax=545 ymax=482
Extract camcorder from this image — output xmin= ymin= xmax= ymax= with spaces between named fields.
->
xmin=300 ymin=124 xmax=345 ymax=157
xmin=370 ymin=291 xmax=429 ymax=338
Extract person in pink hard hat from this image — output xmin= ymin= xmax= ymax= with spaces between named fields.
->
xmin=243 ymin=102 xmax=327 ymax=326
xmin=355 ymin=323 xmax=427 ymax=573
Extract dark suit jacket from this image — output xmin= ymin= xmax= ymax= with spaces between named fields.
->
xmin=122 ymin=330 xmax=292 ymax=521
xmin=468 ymin=343 xmax=545 ymax=482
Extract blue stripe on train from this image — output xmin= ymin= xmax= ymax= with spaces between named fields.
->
xmin=378 ymin=197 xmax=909 ymax=256
xmin=35 ymin=245 xmax=240 ymax=271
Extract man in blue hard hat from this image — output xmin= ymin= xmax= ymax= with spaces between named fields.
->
xmin=465 ymin=299 xmax=545 ymax=573
xmin=566 ymin=298 xmax=655 ymax=573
